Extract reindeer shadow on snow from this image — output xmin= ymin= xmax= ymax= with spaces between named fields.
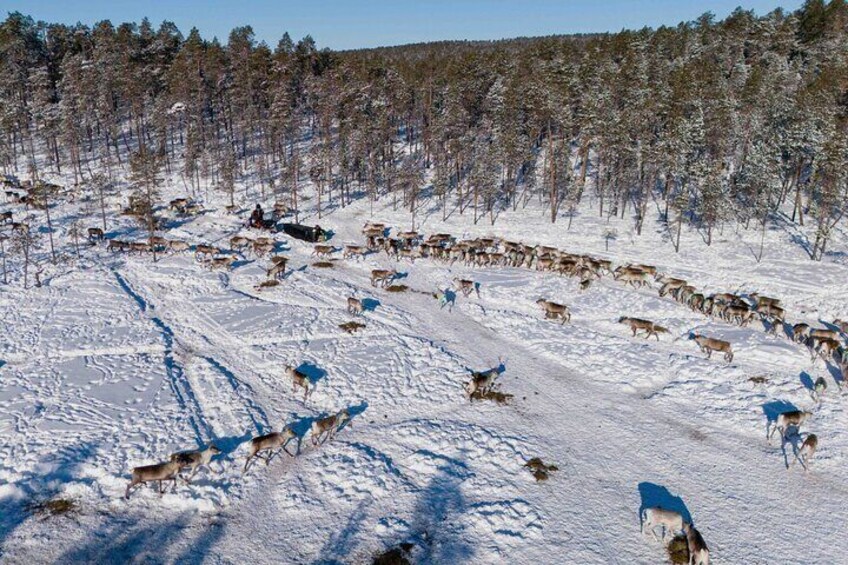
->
xmin=761 ymin=400 xmax=815 ymax=467
xmin=361 ymin=298 xmax=381 ymax=313
xmin=295 ymin=362 xmax=328 ymax=388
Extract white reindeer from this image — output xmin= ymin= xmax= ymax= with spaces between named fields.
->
xmin=464 ymin=367 xmax=500 ymax=401
xmin=768 ymin=410 xmax=813 ymax=444
xmin=347 ymin=297 xmax=364 ymax=316
xmin=640 ymin=507 xmax=684 ymax=543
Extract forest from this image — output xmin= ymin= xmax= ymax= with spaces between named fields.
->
xmin=1 ymin=0 xmax=847 ymax=259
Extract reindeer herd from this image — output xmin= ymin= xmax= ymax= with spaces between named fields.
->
xmin=126 ymin=408 xmax=353 ymax=499
xmin=101 ymin=209 xmax=846 ymax=561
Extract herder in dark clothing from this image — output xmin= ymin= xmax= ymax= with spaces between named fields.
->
xmin=250 ymin=204 xmax=264 ymax=228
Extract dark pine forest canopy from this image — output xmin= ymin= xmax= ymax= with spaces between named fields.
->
xmin=1 ymin=0 xmax=848 ymax=258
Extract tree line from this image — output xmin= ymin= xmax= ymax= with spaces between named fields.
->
xmin=1 ymin=0 xmax=847 ymax=259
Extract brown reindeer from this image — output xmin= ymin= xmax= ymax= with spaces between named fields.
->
xmin=690 ymin=334 xmax=734 ymax=362
xmin=108 ymin=240 xmax=130 ymax=253
xmin=453 ymin=278 xmax=480 ymax=298
xmin=209 ymin=255 xmax=237 ymax=270
xmin=254 ymin=279 xmax=280 ymax=291
xmin=311 ymin=410 xmax=352 ymax=446
xmin=87 ymin=227 xmax=104 ymax=242
xmin=194 ymin=244 xmax=219 ymax=260
xmin=618 ymin=317 xmax=669 ymax=340
xmin=243 ymin=427 xmax=297 ymax=472
xmin=230 ymin=235 xmax=253 ymax=251
xmin=371 ymin=269 xmax=397 ymax=288
xmin=266 ymin=261 xmax=288 ymax=280
xmin=343 ymin=244 xmax=369 ymax=260
xmin=536 ymin=299 xmax=571 ymax=324
xmin=682 ymin=522 xmax=710 ymax=565
xmin=347 ymin=297 xmax=364 ymax=316
xmin=125 ymin=461 xmax=182 ymax=499
xmin=286 ymin=365 xmax=312 ymax=399
xmin=312 ymin=244 xmax=336 ymax=259
xmin=168 ymin=240 xmax=190 ymax=253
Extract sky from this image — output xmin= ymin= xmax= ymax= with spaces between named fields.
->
xmin=8 ymin=0 xmax=804 ymax=50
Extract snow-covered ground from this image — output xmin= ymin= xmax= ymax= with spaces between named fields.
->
xmin=1 ymin=180 xmax=847 ymax=564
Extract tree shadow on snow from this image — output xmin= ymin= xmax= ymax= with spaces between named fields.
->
xmin=637 ymin=482 xmax=692 ymax=525
xmin=407 ymin=455 xmax=475 ymax=563
xmin=0 ymin=441 xmax=99 ymax=552
xmin=57 ymin=513 xmax=194 ymax=563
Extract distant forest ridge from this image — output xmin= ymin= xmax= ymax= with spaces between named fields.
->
xmin=1 ymin=1 xmax=847 ymax=258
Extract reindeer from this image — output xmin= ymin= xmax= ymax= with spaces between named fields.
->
xmin=769 ymin=410 xmax=813 ymax=444
xmin=757 ymin=303 xmax=786 ymax=330
xmin=129 ymin=241 xmax=151 ymax=254
xmin=453 ymin=278 xmax=480 ymax=298
xmin=618 ymin=317 xmax=669 ymax=340
xmin=267 ymin=261 xmax=287 ymax=280
xmin=255 ymin=279 xmax=280 ymax=291
xmin=252 ymin=241 xmax=274 ymax=256
xmin=108 ymin=239 xmax=129 ymax=253
xmin=791 ymin=434 xmax=818 ymax=472
xmin=87 ymin=227 xmax=104 ymax=242
xmin=125 ymin=460 xmax=183 ymax=499
xmin=169 ymin=444 xmax=221 ymax=482
xmin=810 ymin=336 xmax=840 ymax=362
xmin=809 ymin=328 xmax=840 ymax=342
xmin=811 ymin=376 xmax=827 ymax=403
xmin=0 ymin=211 xmax=11 ymax=224
xmin=169 ymin=198 xmax=189 ymax=213
xmin=640 ymin=507 xmax=684 ymax=543
xmin=148 ymin=236 xmax=168 ymax=252
xmin=194 ymin=244 xmax=219 ymax=260
xmin=682 ymin=522 xmax=710 ymax=565
xmin=10 ymin=222 xmax=29 ymax=234
xmin=286 ymin=365 xmax=312 ymax=399
xmin=209 ymin=255 xmax=237 ymax=270
xmin=398 ymin=247 xmax=419 ymax=262
xmin=536 ymin=300 xmax=571 ymax=324
xmin=724 ymin=305 xmax=753 ymax=327
xmin=347 ymin=297 xmax=364 ymax=316
xmin=690 ymin=334 xmax=733 ymax=362
xmin=792 ymin=323 xmax=811 ymax=343
xmin=168 ymin=240 xmax=190 ymax=253
xmin=311 ymin=410 xmax=352 ymax=446
xmin=614 ymin=268 xmax=651 ymax=288
xmin=464 ymin=365 xmax=501 ymax=401
xmin=371 ymin=269 xmax=397 ymax=288
xmin=244 ymin=427 xmax=297 ymax=472
xmin=629 ymin=264 xmax=657 ymax=276
xmin=751 ymin=293 xmax=781 ymax=309
xmin=230 ymin=235 xmax=253 ymax=252
xmin=312 ymin=244 xmax=336 ymax=259
xmin=343 ymin=244 xmax=369 ymax=260
xmin=659 ymin=279 xmax=687 ymax=297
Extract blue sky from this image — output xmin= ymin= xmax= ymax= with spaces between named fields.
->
xmin=9 ymin=1 xmax=803 ymax=50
